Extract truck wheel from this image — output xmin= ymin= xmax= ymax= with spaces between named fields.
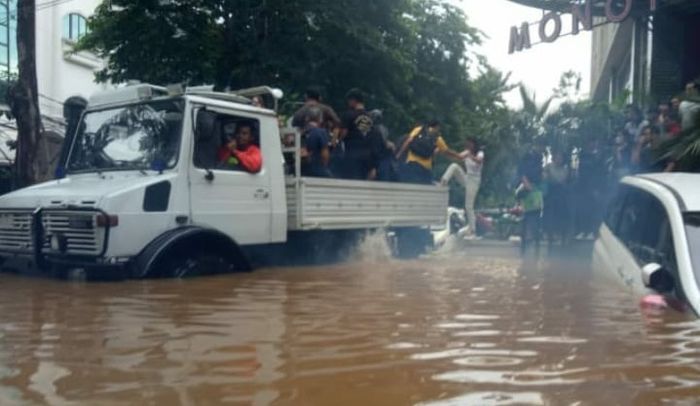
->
xmin=133 ymin=227 xmax=251 ymax=279
xmin=160 ymin=248 xmax=233 ymax=279
xmin=395 ymin=228 xmax=433 ymax=259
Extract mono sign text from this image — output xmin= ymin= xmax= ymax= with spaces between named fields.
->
xmin=509 ymin=0 xmax=657 ymax=54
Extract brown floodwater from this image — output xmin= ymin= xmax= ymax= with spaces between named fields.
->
xmin=0 ymin=241 xmax=699 ymax=405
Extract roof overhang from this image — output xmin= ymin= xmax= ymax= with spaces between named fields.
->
xmin=507 ymin=0 xmax=698 ymax=15
xmin=510 ymin=0 xmax=664 ymax=17
xmin=507 ymin=0 xmax=610 ymax=15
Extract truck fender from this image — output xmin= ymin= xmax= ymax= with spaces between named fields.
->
xmin=132 ymin=226 xmax=251 ymax=278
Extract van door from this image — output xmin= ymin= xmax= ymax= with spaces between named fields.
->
xmin=189 ymin=108 xmax=273 ymax=245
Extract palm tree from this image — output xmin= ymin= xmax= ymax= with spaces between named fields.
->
xmin=513 ymin=85 xmax=553 ymax=147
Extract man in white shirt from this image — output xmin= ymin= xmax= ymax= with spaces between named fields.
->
xmin=441 ymin=138 xmax=484 ymax=238
xmin=680 ymin=80 xmax=700 ymax=131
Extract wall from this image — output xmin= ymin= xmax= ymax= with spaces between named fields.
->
xmin=650 ymin=11 xmax=684 ymax=103
xmin=590 ymin=19 xmax=636 ymax=103
xmin=590 ymin=17 xmax=619 ymax=99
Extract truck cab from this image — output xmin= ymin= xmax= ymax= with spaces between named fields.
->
xmin=0 ymin=84 xmax=448 ymax=279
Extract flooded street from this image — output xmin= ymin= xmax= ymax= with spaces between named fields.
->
xmin=0 ymin=242 xmax=699 ymax=405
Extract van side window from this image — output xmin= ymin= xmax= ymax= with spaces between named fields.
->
xmin=617 ymin=189 xmax=644 ymax=244
xmin=193 ymin=112 xmax=263 ymax=173
xmin=604 ymin=186 xmax=628 ymax=234
xmin=618 ymin=188 xmax=677 ymax=276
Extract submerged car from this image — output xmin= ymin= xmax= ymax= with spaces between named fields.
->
xmin=593 ymin=173 xmax=700 ymax=315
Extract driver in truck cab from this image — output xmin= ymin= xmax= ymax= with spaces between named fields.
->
xmin=217 ymin=123 xmax=263 ymax=173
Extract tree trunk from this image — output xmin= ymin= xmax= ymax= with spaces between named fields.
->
xmin=9 ymin=0 xmax=42 ymax=188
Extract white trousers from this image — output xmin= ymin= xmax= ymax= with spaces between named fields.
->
xmin=442 ymin=163 xmax=481 ymax=234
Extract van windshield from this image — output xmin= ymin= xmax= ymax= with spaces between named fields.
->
xmin=66 ymin=100 xmax=184 ymax=174
xmin=685 ymin=213 xmax=700 ymax=294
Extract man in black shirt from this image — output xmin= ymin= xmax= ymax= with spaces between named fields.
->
xmin=339 ymin=88 xmax=375 ymax=180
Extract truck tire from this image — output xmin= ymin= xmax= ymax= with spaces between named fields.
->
xmin=395 ymin=227 xmax=433 ymax=259
xmin=158 ymin=248 xmax=232 ymax=279
xmin=132 ymin=227 xmax=251 ymax=279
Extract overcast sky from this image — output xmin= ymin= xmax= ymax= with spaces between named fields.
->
xmin=459 ymin=0 xmax=592 ymax=108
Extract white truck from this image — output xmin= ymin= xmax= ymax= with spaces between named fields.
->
xmin=0 ymin=84 xmax=448 ymax=279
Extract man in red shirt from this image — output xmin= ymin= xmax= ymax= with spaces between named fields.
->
xmin=218 ymin=123 xmax=263 ymax=173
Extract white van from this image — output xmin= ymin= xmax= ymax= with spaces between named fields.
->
xmin=0 ymin=85 xmax=447 ymax=278
xmin=592 ymin=173 xmax=700 ymax=315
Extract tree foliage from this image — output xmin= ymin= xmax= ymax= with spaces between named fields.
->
xmin=79 ymin=0 xmax=529 ymax=203
xmin=80 ymin=1 xmax=480 ymax=135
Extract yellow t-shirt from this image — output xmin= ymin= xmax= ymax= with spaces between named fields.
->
xmin=406 ymin=126 xmax=448 ymax=170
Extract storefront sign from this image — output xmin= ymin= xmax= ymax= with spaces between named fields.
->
xmin=509 ymin=0 xmax=657 ymax=54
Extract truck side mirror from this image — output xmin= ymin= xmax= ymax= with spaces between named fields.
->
xmin=642 ymin=263 xmax=674 ymax=294
xmin=195 ymin=110 xmax=218 ymax=141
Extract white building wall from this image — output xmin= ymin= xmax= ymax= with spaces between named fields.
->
xmin=35 ymin=0 xmax=107 ymax=121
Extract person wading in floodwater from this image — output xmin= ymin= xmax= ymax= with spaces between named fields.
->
xmin=516 ymin=141 xmax=544 ymax=257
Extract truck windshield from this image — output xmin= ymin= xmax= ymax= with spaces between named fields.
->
xmin=66 ymin=100 xmax=184 ymax=173
xmin=685 ymin=213 xmax=700 ymax=295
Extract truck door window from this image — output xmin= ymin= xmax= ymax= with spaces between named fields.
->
xmin=193 ymin=112 xmax=263 ymax=173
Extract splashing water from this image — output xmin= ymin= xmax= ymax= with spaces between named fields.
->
xmin=351 ymin=229 xmax=394 ymax=262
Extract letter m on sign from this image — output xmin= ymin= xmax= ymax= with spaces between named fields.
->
xmin=509 ymin=23 xmax=531 ymax=54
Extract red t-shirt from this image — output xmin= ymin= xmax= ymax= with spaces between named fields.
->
xmin=218 ymin=145 xmax=263 ymax=173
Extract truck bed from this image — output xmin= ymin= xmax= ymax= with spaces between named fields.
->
xmin=286 ymin=177 xmax=448 ymax=231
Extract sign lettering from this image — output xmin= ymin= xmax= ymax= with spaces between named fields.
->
xmin=509 ymin=0 xmax=657 ymax=54
xmin=508 ymin=22 xmax=532 ymax=54
xmin=539 ymin=11 xmax=563 ymax=43
xmin=605 ymin=0 xmax=633 ymax=22
xmin=571 ymin=0 xmax=593 ymax=35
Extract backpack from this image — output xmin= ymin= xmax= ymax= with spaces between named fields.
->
xmin=408 ymin=126 xmax=437 ymax=159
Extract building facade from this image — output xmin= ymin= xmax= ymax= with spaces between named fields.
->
xmin=590 ymin=0 xmax=700 ymax=105
xmin=0 ymin=0 xmax=107 ymax=185
xmin=35 ymin=0 xmax=108 ymax=120
xmin=508 ymin=0 xmax=700 ymax=106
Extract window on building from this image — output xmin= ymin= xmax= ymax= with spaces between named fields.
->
xmin=63 ymin=13 xmax=88 ymax=42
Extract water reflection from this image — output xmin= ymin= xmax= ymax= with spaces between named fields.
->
xmin=0 ymin=243 xmax=698 ymax=405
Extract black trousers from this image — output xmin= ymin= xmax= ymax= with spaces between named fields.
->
xmin=399 ymin=162 xmax=433 ymax=185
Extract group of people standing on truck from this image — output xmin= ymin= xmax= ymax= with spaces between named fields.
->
xmin=291 ymin=87 xmax=399 ymax=181
xmin=289 ymin=87 xmax=485 ymax=236
xmin=291 ymin=88 xmax=481 ymax=175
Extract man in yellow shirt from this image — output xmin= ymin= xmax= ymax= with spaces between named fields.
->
xmin=395 ymin=120 xmax=462 ymax=184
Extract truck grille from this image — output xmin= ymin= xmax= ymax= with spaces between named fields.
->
xmin=0 ymin=211 xmax=32 ymax=252
xmin=0 ymin=210 xmax=106 ymax=257
xmin=42 ymin=212 xmax=106 ymax=256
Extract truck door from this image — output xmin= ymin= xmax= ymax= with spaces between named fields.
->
xmin=189 ymin=108 xmax=273 ymax=245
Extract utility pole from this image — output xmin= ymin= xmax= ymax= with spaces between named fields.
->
xmin=9 ymin=0 xmax=42 ymax=188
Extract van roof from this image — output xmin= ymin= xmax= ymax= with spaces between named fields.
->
xmin=634 ymin=173 xmax=700 ymax=211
